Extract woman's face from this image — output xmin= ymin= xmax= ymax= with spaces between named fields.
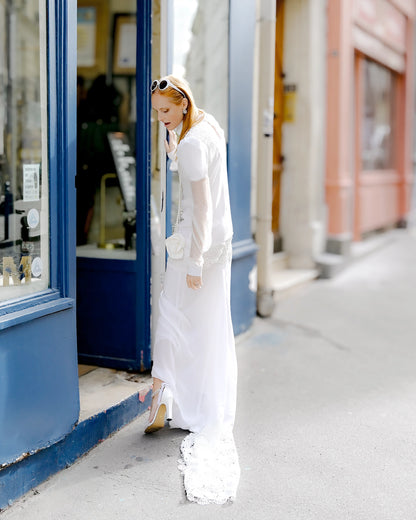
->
xmin=152 ymin=91 xmax=187 ymax=131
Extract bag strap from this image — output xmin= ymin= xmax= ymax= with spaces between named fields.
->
xmin=173 ymin=175 xmax=181 ymax=233
xmin=172 ymin=115 xmax=219 ymax=234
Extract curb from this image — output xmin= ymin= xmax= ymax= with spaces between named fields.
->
xmin=0 ymin=390 xmax=151 ymax=510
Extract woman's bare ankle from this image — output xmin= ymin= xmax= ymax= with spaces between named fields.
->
xmin=152 ymin=378 xmax=163 ymax=394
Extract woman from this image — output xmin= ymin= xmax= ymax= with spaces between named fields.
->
xmin=147 ymin=76 xmax=239 ymax=504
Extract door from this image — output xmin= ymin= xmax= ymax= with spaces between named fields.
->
xmin=272 ymin=0 xmax=285 ymax=250
xmin=76 ymin=0 xmax=152 ymax=371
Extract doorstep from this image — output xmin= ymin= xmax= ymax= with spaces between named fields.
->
xmin=0 ymin=368 xmax=152 ymax=510
xmin=78 ymin=367 xmax=152 ymax=422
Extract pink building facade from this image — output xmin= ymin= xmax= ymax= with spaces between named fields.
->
xmin=326 ymin=0 xmax=415 ymax=249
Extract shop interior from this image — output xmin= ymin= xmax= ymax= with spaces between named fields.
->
xmin=76 ymin=0 xmax=137 ymax=253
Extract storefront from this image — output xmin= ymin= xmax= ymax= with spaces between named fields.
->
xmin=0 ymin=0 xmax=80 ymax=471
xmin=326 ymin=0 xmax=415 ymax=250
xmin=0 ymin=0 xmax=256 ymax=507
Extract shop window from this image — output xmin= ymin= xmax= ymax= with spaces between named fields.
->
xmin=0 ymin=1 xmax=49 ymax=300
xmin=362 ymin=59 xmax=396 ymax=171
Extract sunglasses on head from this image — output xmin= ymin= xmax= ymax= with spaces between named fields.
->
xmin=151 ymin=78 xmax=186 ymax=98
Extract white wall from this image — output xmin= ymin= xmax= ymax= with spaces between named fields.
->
xmin=280 ymin=0 xmax=327 ymax=268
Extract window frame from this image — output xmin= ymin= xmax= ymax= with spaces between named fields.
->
xmin=0 ymin=0 xmax=76 ymax=329
xmin=361 ymin=57 xmax=398 ymax=172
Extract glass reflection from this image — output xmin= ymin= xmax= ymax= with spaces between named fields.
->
xmin=173 ymin=0 xmax=229 ymax=136
xmin=0 ymin=0 xmax=49 ymax=300
xmin=362 ymin=59 xmax=396 ymax=171
xmin=169 ymin=0 xmax=229 ymax=230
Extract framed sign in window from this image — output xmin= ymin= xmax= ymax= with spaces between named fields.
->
xmin=112 ymin=14 xmax=137 ymax=75
xmin=77 ymin=0 xmax=109 ymax=77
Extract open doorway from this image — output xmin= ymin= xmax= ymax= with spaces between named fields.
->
xmin=272 ymin=0 xmax=285 ymax=253
xmin=75 ymin=0 xmax=155 ymax=419
xmin=76 ymin=0 xmax=150 ymax=374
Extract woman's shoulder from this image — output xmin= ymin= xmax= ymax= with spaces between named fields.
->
xmin=185 ymin=113 xmax=224 ymax=144
xmin=176 ymin=132 xmax=207 ymax=164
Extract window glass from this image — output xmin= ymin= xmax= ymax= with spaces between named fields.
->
xmin=362 ymin=59 xmax=396 ymax=171
xmin=170 ymin=0 xmax=229 ymax=228
xmin=0 ymin=0 xmax=49 ymax=301
xmin=76 ymin=3 xmax=137 ymax=259
xmin=173 ymin=0 xmax=229 ymax=137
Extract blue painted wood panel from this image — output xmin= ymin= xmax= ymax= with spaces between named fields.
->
xmin=0 ymin=0 xmax=79 ymax=467
xmin=0 ymin=308 xmax=79 ymax=467
xmin=77 ymin=257 xmax=140 ymax=370
xmin=228 ymin=0 xmax=258 ymax=333
xmin=134 ymin=0 xmax=152 ymax=371
xmin=228 ymin=0 xmax=256 ymax=244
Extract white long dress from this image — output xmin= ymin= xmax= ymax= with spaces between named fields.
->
xmin=152 ymin=113 xmax=240 ymax=504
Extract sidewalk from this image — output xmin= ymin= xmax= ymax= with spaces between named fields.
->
xmin=2 ymin=229 xmax=416 ymax=520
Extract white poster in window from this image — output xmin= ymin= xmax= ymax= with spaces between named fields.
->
xmin=23 ymin=164 xmax=40 ymax=201
xmin=117 ymin=23 xmax=136 ymax=69
xmin=77 ymin=7 xmax=96 ymax=67
xmin=0 ymin=106 xmax=4 ymax=154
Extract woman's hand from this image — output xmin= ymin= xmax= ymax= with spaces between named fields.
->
xmin=186 ymin=274 xmax=202 ymax=290
xmin=164 ymin=129 xmax=177 ymax=155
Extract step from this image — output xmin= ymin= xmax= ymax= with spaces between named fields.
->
xmin=271 ymin=252 xmax=289 ymax=271
xmin=271 ymin=268 xmax=319 ymax=301
xmin=78 ymin=367 xmax=152 ymax=422
xmin=315 ymin=253 xmax=347 ymax=279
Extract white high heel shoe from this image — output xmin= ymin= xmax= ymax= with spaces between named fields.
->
xmin=145 ymin=383 xmax=173 ymax=434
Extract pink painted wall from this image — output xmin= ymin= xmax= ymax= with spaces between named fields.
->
xmin=326 ymin=0 xmax=354 ymax=236
xmin=326 ymin=0 xmax=415 ymax=240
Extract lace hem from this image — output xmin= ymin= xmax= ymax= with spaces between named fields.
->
xmin=203 ymin=239 xmax=232 ymax=268
xmin=178 ymin=431 xmax=240 ymax=505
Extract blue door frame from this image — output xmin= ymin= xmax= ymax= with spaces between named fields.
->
xmin=228 ymin=0 xmax=258 ymax=334
xmin=134 ymin=0 xmax=152 ymax=371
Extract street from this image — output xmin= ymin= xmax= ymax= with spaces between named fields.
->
xmin=2 ymin=229 xmax=416 ymax=520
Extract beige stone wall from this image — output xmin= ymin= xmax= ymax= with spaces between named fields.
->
xmin=279 ymin=0 xmax=327 ymax=267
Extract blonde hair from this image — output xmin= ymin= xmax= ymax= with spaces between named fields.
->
xmin=152 ymin=75 xmax=202 ymax=143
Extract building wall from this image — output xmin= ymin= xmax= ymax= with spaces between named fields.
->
xmin=0 ymin=0 xmax=258 ymax=501
xmin=279 ymin=0 xmax=328 ymax=268
xmin=326 ymin=0 xmax=415 ymax=244
xmin=0 ymin=309 xmax=79 ymax=466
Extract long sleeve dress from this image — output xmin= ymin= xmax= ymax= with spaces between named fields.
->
xmin=151 ymin=113 xmax=240 ymax=504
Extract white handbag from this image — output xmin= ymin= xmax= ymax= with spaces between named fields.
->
xmin=165 ymin=232 xmax=185 ymax=259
